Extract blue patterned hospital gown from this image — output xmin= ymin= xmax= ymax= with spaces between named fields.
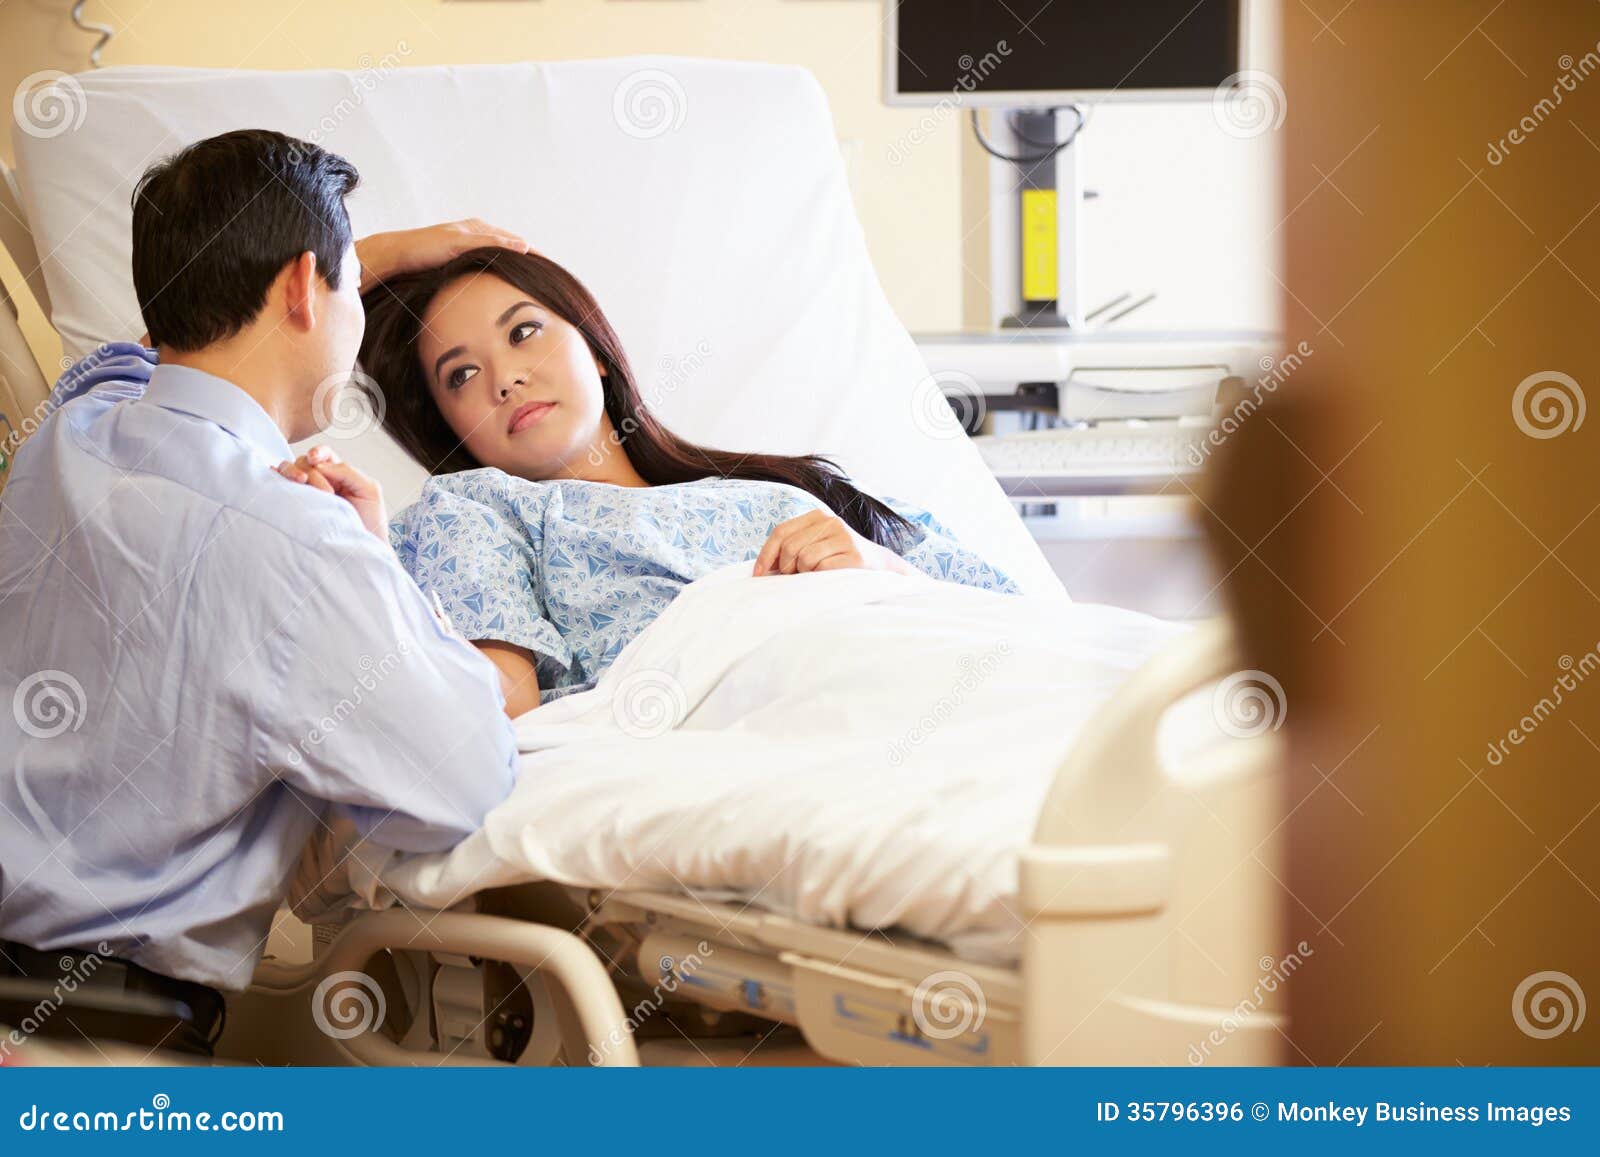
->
xmin=390 ymin=471 xmax=1018 ymax=704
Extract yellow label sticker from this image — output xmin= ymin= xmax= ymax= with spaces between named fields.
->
xmin=1021 ymin=188 xmax=1058 ymax=302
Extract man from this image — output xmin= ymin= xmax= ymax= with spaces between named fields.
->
xmin=0 ymin=129 xmax=530 ymax=1054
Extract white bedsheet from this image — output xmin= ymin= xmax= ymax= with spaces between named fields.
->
xmin=345 ymin=565 xmax=1189 ymax=963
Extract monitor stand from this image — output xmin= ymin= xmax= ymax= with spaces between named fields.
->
xmin=1001 ymin=106 xmax=1086 ymax=330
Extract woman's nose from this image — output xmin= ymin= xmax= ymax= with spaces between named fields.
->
xmin=497 ymin=374 xmax=527 ymax=400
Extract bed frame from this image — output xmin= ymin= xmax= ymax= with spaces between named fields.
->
xmin=0 ymin=160 xmax=1288 ymax=1068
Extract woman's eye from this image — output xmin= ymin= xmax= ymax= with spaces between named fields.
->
xmin=447 ymin=365 xmax=479 ymax=391
xmin=510 ymin=321 xmax=542 ymax=344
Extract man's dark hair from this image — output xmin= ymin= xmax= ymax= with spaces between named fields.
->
xmin=131 ymin=129 xmax=359 ymax=352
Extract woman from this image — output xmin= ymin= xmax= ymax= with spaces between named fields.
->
xmin=338 ymin=246 xmax=1018 ymax=715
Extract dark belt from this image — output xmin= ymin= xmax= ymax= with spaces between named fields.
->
xmin=0 ymin=939 xmax=226 ymax=1057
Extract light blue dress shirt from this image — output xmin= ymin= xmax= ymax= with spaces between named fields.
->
xmin=0 ymin=346 xmax=516 ymax=990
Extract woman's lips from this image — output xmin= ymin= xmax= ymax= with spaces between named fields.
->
xmin=507 ymin=401 xmax=556 ymax=434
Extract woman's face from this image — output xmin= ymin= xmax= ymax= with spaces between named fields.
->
xmin=415 ymin=270 xmax=609 ymax=479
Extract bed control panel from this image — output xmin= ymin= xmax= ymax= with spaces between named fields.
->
xmin=827 ymin=990 xmax=995 ymax=1064
xmin=638 ymin=933 xmax=799 ymax=1025
xmin=783 ymin=954 xmax=1019 ymax=1067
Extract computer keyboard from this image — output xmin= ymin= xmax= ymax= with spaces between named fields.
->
xmin=972 ymin=422 xmax=1212 ymax=496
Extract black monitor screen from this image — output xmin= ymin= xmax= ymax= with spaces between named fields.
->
xmin=894 ymin=0 xmax=1241 ymax=96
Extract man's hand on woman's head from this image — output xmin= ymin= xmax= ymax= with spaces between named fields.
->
xmin=275 ymin=445 xmax=389 ymax=541
xmin=751 ymin=510 xmax=915 ymax=578
xmin=355 ymin=219 xmax=536 ymax=292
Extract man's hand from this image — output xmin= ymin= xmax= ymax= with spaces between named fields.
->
xmin=355 ymin=219 xmax=535 ymax=292
xmin=287 ymin=811 xmax=362 ymax=922
xmin=751 ymin=510 xmax=916 ymax=578
xmin=276 ymin=445 xmax=389 ymax=541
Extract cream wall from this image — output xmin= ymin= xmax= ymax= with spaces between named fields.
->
xmin=0 ymin=0 xmax=962 ymax=371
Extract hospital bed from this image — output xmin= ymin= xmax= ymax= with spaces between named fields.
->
xmin=1 ymin=58 xmax=1287 ymax=1066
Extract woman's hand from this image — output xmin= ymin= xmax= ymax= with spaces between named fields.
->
xmin=751 ymin=510 xmax=915 ymax=578
xmin=276 ymin=445 xmax=389 ymax=541
xmin=355 ymin=219 xmax=535 ymax=292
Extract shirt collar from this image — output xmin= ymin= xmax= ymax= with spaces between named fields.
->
xmin=141 ymin=363 xmax=293 ymax=464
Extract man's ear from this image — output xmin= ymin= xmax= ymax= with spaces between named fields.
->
xmin=281 ymin=250 xmax=320 ymax=332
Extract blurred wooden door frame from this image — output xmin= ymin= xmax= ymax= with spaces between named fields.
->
xmin=1207 ymin=0 xmax=1599 ymax=1063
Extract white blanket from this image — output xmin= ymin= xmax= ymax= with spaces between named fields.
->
xmin=343 ymin=564 xmax=1189 ymax=963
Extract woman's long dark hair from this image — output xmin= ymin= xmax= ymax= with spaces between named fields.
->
xmin=360 ymin=247 xmax=915 ymax=549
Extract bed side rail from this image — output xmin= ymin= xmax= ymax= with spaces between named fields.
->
xmin=0 ymin=156 xmax=50 ymax=320
xmin=1020 ymin=617 xmax=1291 ymax=1065
xmin=227 ymin=909 xmax=639 ymax=1066
xmin=1 ymin=155 xmax=51 ymax=493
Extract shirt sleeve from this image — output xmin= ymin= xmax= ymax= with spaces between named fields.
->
xmin=256 ymin=527 xmax=519 ymax=854
xmin=48 ymin=342 xmax=158 ymax=410
xmin=389 ymin=480 xmax=575 ymax=691
xmin=881 ymin=495 xmax=1021 ymax=594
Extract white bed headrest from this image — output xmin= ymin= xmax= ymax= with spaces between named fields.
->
xmin=10 ymin=58 xmax=1062 ymax=595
